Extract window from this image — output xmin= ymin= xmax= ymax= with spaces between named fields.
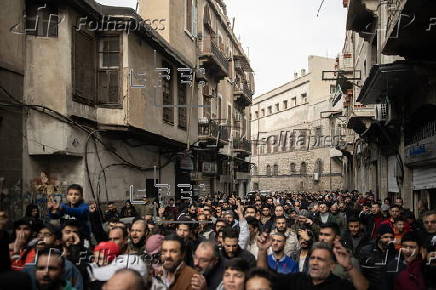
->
xmin=255 ymin=111 xmax=259 ymax=119
xmin=203 ymin=95 xmax=211 ymax=118
xmin=273 ymin=164 xmax=279 ymax=176
xmin=283 ymin=100 xmax=288 ymax=109
xmin=73 ymin=29 xmax=96 ymax=104
xmin=26 ymin=1 xmax=58 ymax=37
xmin=298 ymin=130 xmax=307 ymax=147
xmin=261 ymin=109 xmax=265 ymax=117
xmin=314 ymin=127 xmax=322 ymax=147
xmin=289 ymin=132 xmax=295 ymax=151
xmin=227 ymin=105 xmax=232 ymax=125
xmin=177 ymin=76 xmax=187 ymax=129
xmin=275 ymin=103 xmax=280 ymax=112
xmin=315 ymin=159 xmax=323 ymax=174
xmin=252 ymin=165 xmax=258 ymax=175
xmin=290 ymin=162 xmax=296 ymax=173
xmin=300 ymin=162 xmax=307 ymax=175
xmin=266 ymin=136 xmax=273 ymax=153
xmin=185 ymin=0 xmax=198 ymax=36
xmin=97 ymin=35 xmax=122 ymax=105
xmin=330 ymin=85 xmax=337 ymax=95
xmin=301 ymin=93 xmax=307 ymax=103
xmin=217 ymin=97 xmax=222 ymax=120
xmin=266 ymin=165 xmax=272 ymax=176
xmin=267 ymin=106 xmax=272 ymax=115
xmin=291 ymin=97 xmax=297 ymax=107
xmin=162 ymin=61 xmax=174 ymax=124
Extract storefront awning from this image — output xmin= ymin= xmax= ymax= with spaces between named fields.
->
xmin=356 ymin=61 xmax=419 ymax=105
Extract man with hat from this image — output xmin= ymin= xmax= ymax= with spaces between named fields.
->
xmin=358 ymin=224 xmax=397 ymax=290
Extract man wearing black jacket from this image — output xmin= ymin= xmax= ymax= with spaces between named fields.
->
xmin=341 ymin=217 xmax=371 ymax=258
xmin=358 ymin=224 xmax=397 ymax=290
xmin=220 ymin=226 xmax=256 ymax=268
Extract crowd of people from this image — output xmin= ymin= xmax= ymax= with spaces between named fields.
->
xmin=0 ymin=184 xmax=435 ymax=290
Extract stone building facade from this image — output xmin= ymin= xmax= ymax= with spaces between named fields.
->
xmin=250 ymin=56 xmax=346 ymax=192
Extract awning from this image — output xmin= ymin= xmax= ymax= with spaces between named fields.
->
xmin=356 ymin=61 xmax=420 ymax=105
xmin=346 ymin=0 xmax=376 ymax=38
xmin=383 ymin=0 xmax=436 ymax=60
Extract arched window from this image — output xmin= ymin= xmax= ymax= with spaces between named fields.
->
xmin=290 ymin=162 xmax=296 ymax=173
xmin=315 ymin=158 xmax=323 ymax=174
xmin=266 ymin=136 xmax=274 ymax=153
xmin=273 ymin=164 xmax=279 ymax=176
xmin=252 ymin=165 xmax=258 ymax=176
xmin=300 ymin=162 xmax=307 ymax=175
xmin=266 ymin=165 xmax=271 ymax=176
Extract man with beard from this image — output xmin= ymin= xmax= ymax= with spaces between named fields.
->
xmin=151 ymin=234 xmax=200 ymax=290
xmin=257 ymin=240 xmax=354 ymax=289
xmin=23 ymin=227 xmax=84 ymax=290
xmin=127 ymin=219 xmax=146 ymax=254
xmin=291 ymin=229 xmax=314 ymax=273
xmin=220 ymin=227 xmax=256 ymax=268
xmin=270 ymin=216 xmax=298 ymax=257
xmin=359 ymin=224 xmax=396 ymax=290
xmin=368 ymin=202 xmax=384 ymax=239
xmin=418 ymin=210 xmax=436 ymax=249
xmin=34 ymin=249 xmax=73 ymax=290
xmin=193 ymin=242 xmax=222 ymax=290
xmin=175 ymin=219 xmax=197 ymax=267
xmin=341 ymin=217 xmax=370 ymax=258
xmin=267 ymin=233 xmax=298 ymax=274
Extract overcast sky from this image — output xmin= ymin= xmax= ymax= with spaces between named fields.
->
xmin=96 ymin=0 xmax=347 ymax=97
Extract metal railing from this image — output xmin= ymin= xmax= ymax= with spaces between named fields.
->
xmin=407 ymin=120 xmax=436 ymax=145
xmin=200 ymin=36 xmax=229 ymax=74
xmin=233 ymin=138 xmax=251 ymax=152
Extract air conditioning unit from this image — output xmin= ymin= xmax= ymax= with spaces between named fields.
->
xmin=313 ymin=173 xmax=319 ymax=181
xmin=376 ymin=103 xmax=390 ymax=122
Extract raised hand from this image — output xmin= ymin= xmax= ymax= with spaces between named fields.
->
xmin=256 ymin=232 xmax=272 ymax=251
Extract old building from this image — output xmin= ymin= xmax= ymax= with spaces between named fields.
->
xmin=140 ymin=0 xmax=254 ymax=196
xmin=337 ymin=0 xmax=436 ymax=211
xmin=0 ymin=0 xmax=254 ymax=218
xmin=250 ymin=56 xmax=345 ymax=192
xmin=1 ymin=0 xmax=202 ymax=215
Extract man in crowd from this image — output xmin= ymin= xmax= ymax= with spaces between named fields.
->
xmin=220 ymin=226 xmax=256 ymax=268
xmin=267 ymin=232 xmax=298 ymax=274
xmin=151 ymin=234 xmax=200 ymax=290
xmin=359 ymin=224 xmax=397 ymax=290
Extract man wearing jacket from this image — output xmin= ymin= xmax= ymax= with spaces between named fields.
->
xmin=220 ymin=226 xmax=256 ymax=268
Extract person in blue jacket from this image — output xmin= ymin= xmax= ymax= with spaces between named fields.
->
xmin=267 ymin=232 xmax=299 ymax=275
xmin=48 ymin=184 xmax=90 ymax=239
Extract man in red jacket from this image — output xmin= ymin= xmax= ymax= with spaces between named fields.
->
xmin=386 ymin=232 xmax=426 ymax=290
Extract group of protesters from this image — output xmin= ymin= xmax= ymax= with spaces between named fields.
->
xmin=0 ymin=184 xmax=435 ymax=290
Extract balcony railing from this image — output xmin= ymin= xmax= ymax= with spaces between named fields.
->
xmin=406 ymin=120 xmax=436 ymax=145
xmin=233 ymin=138 xmax=251 ymax=153
xmin=200 ymin=36 xmax=229 ymax=78
xmin=234 ymin=81 xmax=252 ymax=106
xmin=198 ymin=120 xmax=230 ymax=143
xmin=198 ymin=120 xmax=219 ymax=138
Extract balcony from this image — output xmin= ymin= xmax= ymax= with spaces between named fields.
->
xmin=233 ymin=138 xmax=251 ymax=156
xmin=199 ymin=36 xmax=229 ymax=79
xmin=233 ymin=81 xmax=252 ymax=107
xmin=198 ymin=120 xmax=230 ymax=145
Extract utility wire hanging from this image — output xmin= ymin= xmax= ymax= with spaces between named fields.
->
xmin=317 ymin=0 xmax=327 ymax=17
